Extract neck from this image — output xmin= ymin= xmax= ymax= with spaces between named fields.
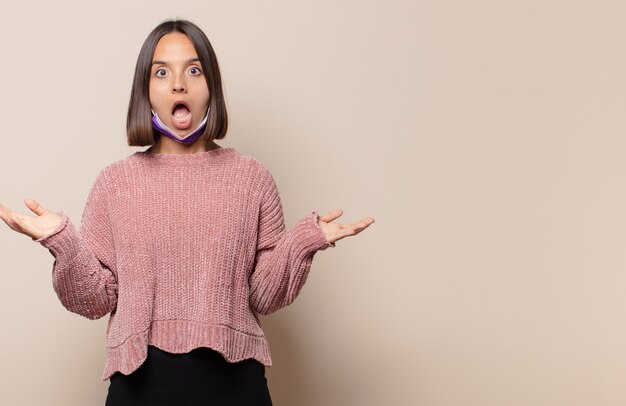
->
xmin=148 ymin=137 xmax=221 ymax=155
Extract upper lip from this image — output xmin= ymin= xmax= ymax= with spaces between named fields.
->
xmin=171 ymin=100 xmax=190 ymax=113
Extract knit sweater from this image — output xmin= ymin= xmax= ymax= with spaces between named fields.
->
xmin=34 ymin=147 xmax=334 ymax=381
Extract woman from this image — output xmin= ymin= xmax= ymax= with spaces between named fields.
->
xmin=0 ymin=18 xmax=374 ymax=405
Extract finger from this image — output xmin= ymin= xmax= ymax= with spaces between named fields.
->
xmin=0 ymin=205 xmax=35 ymax=236
xmin=11 ymin=213 xmax=37 ymax=237
xmin=320 ymin=209 xmax=343 ymax=223
xmin=358 ymin=217 xmax=375 ymax=227
xmin=4 ymin=213 xmax=25 ymax=233
xmin=352 ymin=219 xmax=374 ymax=234
xmin=24 ymin=198 xmax=47 ymax=216
xmin=335 ymin=218 xmax=373 ymax=238
xmin=335 ymin=217 xmax=374 ymax=230
xmin=0 ymin=203 xmax=17 ymax=228
xmin=0 ymin=202 xmax=11 ymax=221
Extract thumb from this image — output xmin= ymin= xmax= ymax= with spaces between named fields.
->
xmin=320 ymin=209 xmax=343 ymax=223
xmin=24 ymin=198 xmax=48 ymax=216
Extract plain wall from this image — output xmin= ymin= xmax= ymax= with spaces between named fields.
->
xmin=1 ymin=0 xmax=625 ymax=404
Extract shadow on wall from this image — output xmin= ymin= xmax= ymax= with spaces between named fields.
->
xmin=263 ymin=316 xmax=325 ymax=406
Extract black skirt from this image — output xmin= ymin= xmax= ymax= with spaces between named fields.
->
xmin=105 ymin=345 xmax=273 ymax=406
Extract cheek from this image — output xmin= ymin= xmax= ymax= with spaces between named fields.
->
xmin=193 ymin=92 xmax=210 ymax=111
xmin=199 ymin=91 xmax=211 ymax=110
xmin=148 ymin=84 xmax=156 ymax=105
xmin=148 ymin=86 xmax=167 ymax=109
xmin=195 ymin=80 xmax=210 ymax=104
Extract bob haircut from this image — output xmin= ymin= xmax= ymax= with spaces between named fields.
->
xmin=126 ymin=19 xmax=228 ymax=147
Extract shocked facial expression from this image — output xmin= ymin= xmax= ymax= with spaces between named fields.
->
xmin=149 ymin=32 xmax=210 ymax=134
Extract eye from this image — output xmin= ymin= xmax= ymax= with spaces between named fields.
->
xmin=155 ymin=68 xmax=167 ymax=78
xmin=189 ymin=66 xmax=202 ymax=75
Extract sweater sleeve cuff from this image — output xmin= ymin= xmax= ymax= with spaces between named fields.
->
xmin=292 ymin=210 xmax=335 ymax=253
xmin=33 ymin=212 xmax=81 ymax=260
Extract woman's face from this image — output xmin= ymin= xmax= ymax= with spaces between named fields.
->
xmin=149 ymin=32 xmax=210 ymax=135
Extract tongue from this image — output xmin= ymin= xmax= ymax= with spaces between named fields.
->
xmin=173 ymin=105 xmax=190 ymax=118
xmin=171 ymin=105 xmax=192 ymax=130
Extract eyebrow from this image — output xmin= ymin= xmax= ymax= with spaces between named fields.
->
xmin=151 ymin=57 xmax=200 ymax=66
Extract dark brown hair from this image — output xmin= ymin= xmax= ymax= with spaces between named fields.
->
xmin=126 ymin=19 xmax=228 ymax=147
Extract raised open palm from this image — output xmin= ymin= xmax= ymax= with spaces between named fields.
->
xmin=317 ymin=209 xmax=375 ymax=245
xmin=0 ymin=198 xmax=63 ymax=240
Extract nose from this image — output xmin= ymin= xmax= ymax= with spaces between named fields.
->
xmin=172 ymin=70 xmax=186 ymax=92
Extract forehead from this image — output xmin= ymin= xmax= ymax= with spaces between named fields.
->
xmin=152 ymin=32 xmax=198 ymax=61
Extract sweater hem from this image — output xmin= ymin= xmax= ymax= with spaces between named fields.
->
xmin=101 ymin=320 xmax=272 ymax=381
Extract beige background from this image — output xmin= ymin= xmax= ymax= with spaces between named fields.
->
xmin=1 ymin=0 xmax=625 ymax=404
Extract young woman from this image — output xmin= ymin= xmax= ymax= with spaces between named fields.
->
xmin=0 ymin=19 xmax=374 ymax=405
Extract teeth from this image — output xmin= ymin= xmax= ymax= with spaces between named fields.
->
xmin=172 ymin=112 xmax=191 ymax=122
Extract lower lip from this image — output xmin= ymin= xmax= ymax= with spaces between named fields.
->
xmin=171 ymin=111 xmax=192 ymax=130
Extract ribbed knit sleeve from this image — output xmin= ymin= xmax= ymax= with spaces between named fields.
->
xmin=34 ymin=170 xmax=118 ymax=320
xmin=248 ymin=171 xmax=335 ymax=315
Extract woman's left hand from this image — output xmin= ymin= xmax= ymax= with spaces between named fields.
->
xmin=317 ymin=209 xmax=375 ymax=245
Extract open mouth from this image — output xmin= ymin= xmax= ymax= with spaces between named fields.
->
xmin=171 ymin=101 xmax=192 ymax=129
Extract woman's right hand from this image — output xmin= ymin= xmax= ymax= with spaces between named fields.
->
xmin=0 ymin=198 xmax=63 ymax=240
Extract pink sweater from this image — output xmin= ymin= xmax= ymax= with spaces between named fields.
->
xmin=35 ymin=147 xmax=334 ymax=380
